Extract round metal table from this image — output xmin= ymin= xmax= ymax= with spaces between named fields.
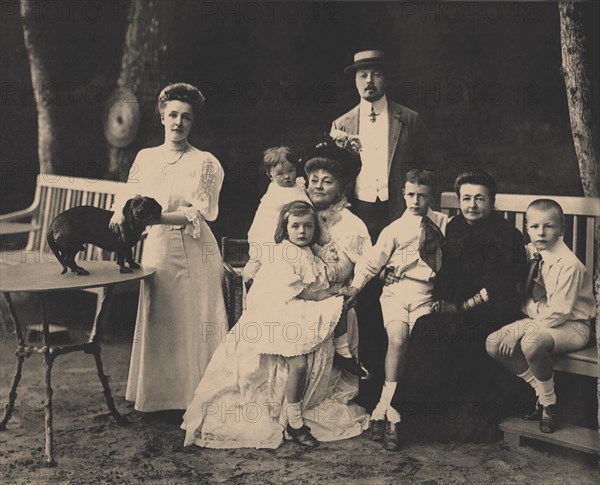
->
xmin=0 ymin=261 xmax=155 ymax=466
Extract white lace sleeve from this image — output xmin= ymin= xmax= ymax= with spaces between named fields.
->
xmin=182 ymin=153 xmax=224 ymax=238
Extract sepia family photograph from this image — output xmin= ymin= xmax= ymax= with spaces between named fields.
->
xmin=1 ymin=1 xmax=598 ymax=483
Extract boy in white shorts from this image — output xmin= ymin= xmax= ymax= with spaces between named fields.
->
xmin=344 ymin=169 xmax=447 ymax=451
xmin=486 ymin=199 xmax=595 ymax=433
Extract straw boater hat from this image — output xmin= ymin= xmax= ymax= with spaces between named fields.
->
xmin=343 ymin=49 xmax=393 ymax=75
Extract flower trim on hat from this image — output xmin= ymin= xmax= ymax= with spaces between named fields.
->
xmin=330 ymin=129 xmax=362 ymax=155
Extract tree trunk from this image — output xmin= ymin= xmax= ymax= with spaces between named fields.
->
xmin=20 ymin=0 xmax=60 ymax=175
xmin=558 ymin=1 xmax=600 ymax=427
xmin=107 ymin=0 xmax=177 ymax=180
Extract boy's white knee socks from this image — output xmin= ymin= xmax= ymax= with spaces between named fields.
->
xmin=518 ymin=368 xmax=556 ymax=406
xmin=371 ymin=381 xmax=401 ymax=423
xmin=517 ymin=368 xmax=540 ymax=398
xmin=537 ymin=376 xmax=557 ymax=406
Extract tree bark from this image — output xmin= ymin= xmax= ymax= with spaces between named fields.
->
xmin=559 ymin=2 xmax=599 ymax=196
xmin=558 ymin=1 xmax=600 ymax=427
xmin=20 ymin=0 xmax=61 ymax=175
xmin=107 ymin=0 xmax=177 ymax=180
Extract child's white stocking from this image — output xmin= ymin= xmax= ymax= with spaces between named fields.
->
xmin=517 ymin=368 xmax=540 ymax=398
xmin=286 ymin=401 xmax=304 ymax=429
xmin=334 ymin=333 xmax=352 ymax=358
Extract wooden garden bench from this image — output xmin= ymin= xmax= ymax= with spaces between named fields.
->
xmin=440 ymin=192 xmax=599 ymax=454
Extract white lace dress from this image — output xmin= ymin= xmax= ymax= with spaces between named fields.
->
xmin=182 ymin=225 xmax=370 ymax=448
xmin=118 ymin=145 xmax=229 ymax=412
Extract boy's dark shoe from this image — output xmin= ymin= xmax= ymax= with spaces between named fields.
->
xmin=369 ymin=419 xmax=386 ymax=442
xmin=334 ymin=353 xmax=367 ymax=378
xmin=523 ymin=401 xmax=543 ymax=421
xmin=383 ymin=421 xmax=401 ymax=451
xmin=286 ymin=424 xmax=320 ymax=448
xmin=539 ymin=404 xmax=557 ymax=433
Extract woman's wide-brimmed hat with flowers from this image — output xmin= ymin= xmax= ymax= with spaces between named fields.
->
xmin=300 ymin=132 xmax=362 ymax=182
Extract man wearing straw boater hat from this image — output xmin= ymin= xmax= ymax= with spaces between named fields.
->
xmin=331 ymin=50 xmax=429 ymax=442
xmin=331 ymin=49 xmax=429 ymax=241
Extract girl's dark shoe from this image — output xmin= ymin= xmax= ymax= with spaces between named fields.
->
xmin=369 ymin=419 xmax=386 ymax=442
xmin=286 ymin=424 xmax=320 ymax=448
xmin=383 ymin=421 xmax=400 ymax=451
xmin=540 ymin=404 xmax=557 ymax=433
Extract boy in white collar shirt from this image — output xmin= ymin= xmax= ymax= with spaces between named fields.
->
xmin=486 ymin=199 xmax=595 ymax=433
xmin=344 ymin=169 xmax=447 ymax=451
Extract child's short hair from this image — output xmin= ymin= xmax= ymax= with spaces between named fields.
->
xmin=263 ymin=146 xmax=294 ymax=170
xmin=405 ymin=168 xmax=436 ymax=189
xmin=274 ymin=200 xmax=320 ymax=245
xmin=454 ymin=170 xmax=497 ymax=199
xmin=526 ymin=199 xmax=565 ymax=228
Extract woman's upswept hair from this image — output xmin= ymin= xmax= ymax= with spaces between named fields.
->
xmin=274 ymin=200 xmax=320 ymax=245
xmin=305 ymin=156 xmax=346 ymax=182
xmin=453 ymin=169 xmax=498 ymax=199
xmin=157 ymin=83 xmax=206 ymax=117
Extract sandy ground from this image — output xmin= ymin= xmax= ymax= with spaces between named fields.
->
xmin=1 ymin=310 xmax=598 ymax=484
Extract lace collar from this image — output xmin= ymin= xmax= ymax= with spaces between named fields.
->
xmin=316 ymin=197 xmax=349 ymax=227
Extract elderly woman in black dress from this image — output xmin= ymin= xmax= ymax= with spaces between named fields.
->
xmin=396 ymin=171 xmax=527 ymax=442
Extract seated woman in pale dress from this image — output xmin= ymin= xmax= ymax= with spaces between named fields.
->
xmin=110 ymin=83 xmax=228 ymax=414
xmin=182 ymin=141 xmax=371 ymax=448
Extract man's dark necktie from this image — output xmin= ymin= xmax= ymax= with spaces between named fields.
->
xmin=369 ymin=105 xmax=379 ymax=123
xmin=524 ymin=253 xmax=546 ymax=302
xmin=418 ymin=216 xmax=444 ymax=273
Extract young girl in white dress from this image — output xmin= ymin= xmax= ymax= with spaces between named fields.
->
xmin=182 ymin=201 xmax=366 ymax=448
xmin=243 ymin=146 xmax=309 ymax=283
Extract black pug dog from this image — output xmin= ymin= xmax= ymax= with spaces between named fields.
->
xmin=47 ymin=196 xmax=162 ymax=275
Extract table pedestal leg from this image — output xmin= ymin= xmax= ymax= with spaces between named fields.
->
xmin=41 ymin=294 xmax=57 ymax=467
xmin=0 ymin=292 xmax=26 ymax=431
xmin=86 ymin=285 xmax=128 ymax=425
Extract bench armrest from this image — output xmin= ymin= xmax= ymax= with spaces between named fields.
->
xmin=0 ymin=204 xmax=38 ymax=222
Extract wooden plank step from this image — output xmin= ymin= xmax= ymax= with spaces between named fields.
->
xmin=499 ymin=416 xmax=599 ymax=455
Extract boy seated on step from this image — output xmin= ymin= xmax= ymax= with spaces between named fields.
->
xmin=486 ymin=199 xmax=596 ymax=433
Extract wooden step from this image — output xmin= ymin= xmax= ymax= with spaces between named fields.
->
xmin=499 ymin=416 xmax=599 ymax=455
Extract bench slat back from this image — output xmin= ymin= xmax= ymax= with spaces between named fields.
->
xmin=29 ymin=175 xmax=144 ymax=263
xmin=440 ymin=193 xmax=600 ymax=276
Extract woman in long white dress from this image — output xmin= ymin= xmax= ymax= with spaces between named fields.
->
xmin=181 ymin=141 xmax=371 ymax=448
xmin=111 ymin=83 xmax=228 ymax=412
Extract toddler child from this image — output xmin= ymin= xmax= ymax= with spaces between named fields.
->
xmin=243 ymin=146 xmax=309 ymax=282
